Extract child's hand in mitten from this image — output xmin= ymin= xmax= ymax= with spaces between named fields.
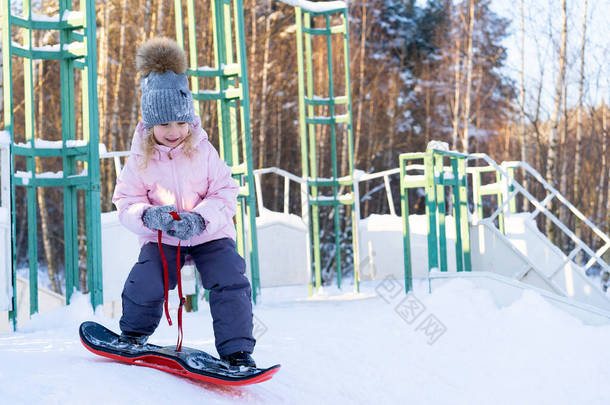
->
xmin=167 ymin=212 xmax=206 ymax=240
xmin=142 ymin=205 xmax=176 ymax=231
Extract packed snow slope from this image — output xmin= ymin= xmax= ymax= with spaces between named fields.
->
xmin=1 ymin=278 xmax=610 ymax=405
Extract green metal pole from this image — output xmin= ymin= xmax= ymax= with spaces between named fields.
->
xmin=342 ymin=9 xmax=359 ymax=293
xmin=435 ymin=154 xmax=448 ymax=272
xmin=295 ymin=8 xmax=314 ymax=296
xmin=83 ymin=0 xmax=103 ymax=308
xmin=177 ymin=0 xmax=261 ymax=302
xmin=451 ymin=158 xmax=464 ymax=272
xmin=223 ymin=5 xmax=240 ymax=165
xmin=495 ymin=169 xmax=505 ymax=234
xmin=210 ymin=0 xmax=224 ymax=158
xmin=459 ymin=158 xmax=472 ymax=271
xmin=424 ymin=150 xmax=438 ymax=272
xmin=60 ymin=0 xmax=79 ymax=302
xmin=234 ymin=0 xmax=261 ymax=301
xmin=507 ymin=166 xmax=517 ymax=214
xmin=23 ymin=0 xmax=39 ymax=315
xmin=304 ymin=11 xmax=322 ymax=293
xmin=214 ymin=2 xmax=231 ymax=158
xmin=472 ymin=169 xmax=483 ymax=220
xmin=400 ymin=157 xmax=413 ymax=292
xmin=323 ymin=14 xmax=341 ymax=289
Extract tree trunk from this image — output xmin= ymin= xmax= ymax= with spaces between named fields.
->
xmin=559 ymin=83 xmax=569 ymax=249
xmin=388 ymin=71 xmax=398 ymax=164
xmin=472 ymin=64 xmax=484 ymax=154
xmin=257 ymin=1 xmax=272 ymax=169
xmin=274 ymin=100 xmax=282 ymax=211
xmin=606 ymin=104 xmax=610 ymax=235
xmin=353 ymin=5 xmax=367 ymax=168
xmin=424 ymin=61 xmax=431 ymax=145
xmin=573 ymin=0 xmax=587 ymax=246
xmin=595 ymin=104 xmax=608 ymax=248
xmin=363 ymin=98 xmax=374 ymax=217
xmin=461 ymin=0 xmax=475 ymax=153
xmin=36 ymin=59 xmax=60 ymax=293
xmin=132 ymin=0 xmax=153 ymax=135
xmin=545 ymin=0 xmax=567 ymax=237
xmin=519 ymin=0 xmax=528 ymax=211
xmin=451 ymin=2 xmax=462 ymax=151
xmin=156 ymin=0 xmax=166 ymax=36
xmin=98 ymin=1 xmax=112 ymax=210
xmin=546 ymin=0 xmax=567 ymax=188
xmin=108 ymin=0 xmax=129 ymax=155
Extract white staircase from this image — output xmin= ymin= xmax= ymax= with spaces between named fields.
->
xmin=467 ymin=154 xmax=610 ymax=312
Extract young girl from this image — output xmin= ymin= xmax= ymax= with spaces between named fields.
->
xmin=112 ymin=37 xmax=256 ymax=367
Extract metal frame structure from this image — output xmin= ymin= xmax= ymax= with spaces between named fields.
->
xmin=467 ymin=154 xmax=610 ymax=287
xmin=398 ymin=146 xmax=609 ymax=299
xmin=174 ymin=0 xmax=261 ymax=302
xmin=2 ymin=0 xmax=103 ymax=328
xmin=288 ymin=1 xmax=360 ymax=293
xmin=399 ymin=148 xmax=472 ymax=292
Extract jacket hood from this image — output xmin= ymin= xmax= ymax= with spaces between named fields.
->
xmin=129 ymin=114 xmax=208 ymax=158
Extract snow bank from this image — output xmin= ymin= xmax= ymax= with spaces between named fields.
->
xmin=1 ymin=279 xmax=609 ymax=404
xmin=0 ymin=131 xmax=10 ymax=145
xmin=278 ymin=1 xmax=346 ymax=12
xmin=255 ymin=208 xmax=309 ymax=287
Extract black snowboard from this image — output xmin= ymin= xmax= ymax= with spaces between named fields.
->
xmin=79 ymin=321 xmax=280 ymax=386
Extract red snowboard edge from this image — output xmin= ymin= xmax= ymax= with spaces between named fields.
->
xmin=80 ymin=337 xmax=280 ymax=386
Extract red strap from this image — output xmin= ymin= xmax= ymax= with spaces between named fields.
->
xmin=157 ymin=230 xmax=172 ymax=327
xmin=175 ymin=242 xmax=185 ymax=352
xmin=157 ymin=211 xmax=186 ymax=352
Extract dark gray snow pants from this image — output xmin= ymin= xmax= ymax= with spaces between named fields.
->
xmin=120 ymin=238 xmax=255 ymax=356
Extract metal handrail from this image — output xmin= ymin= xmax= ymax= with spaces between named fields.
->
xmin=468 ymin=153 xmax=610 ymax=277
xmin=252 ymin=167 xmax=307 ymax=217
xmin=99 ymin=150 xmax=130 ymax=178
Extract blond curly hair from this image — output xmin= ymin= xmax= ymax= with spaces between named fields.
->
xmin=140 ymin=125 xmax=197 ymax=169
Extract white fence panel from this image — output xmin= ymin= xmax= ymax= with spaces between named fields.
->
xmin=0 ymin=135 xmax=11 ymax=314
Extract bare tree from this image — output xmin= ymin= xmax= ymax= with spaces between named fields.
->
xmin=98 ymin=1 xmax=112 ymax=210
xmin=519 ymin=0 xmax=528 ymax=210
xmin=573 ymin=0 xmax=588 ymax=243
xmin=545 ymin=0 xmax=567 ymax=238
xmin=596 ymin=103 xmax=609 ymax=247
xmin=35 ymin=57 xmax=60 ymax=294
xmin=461 ymin=0 xmax=475 ymax=153
xmin=451 ymin=2 xmax=463 ymax=150
xmin=257 ymin=0 xmax=273 ymax=169
xmin=546 ymin=0 xmax=567 ymax=188
xmin=353 ymin=4 xmax=367 ymax=166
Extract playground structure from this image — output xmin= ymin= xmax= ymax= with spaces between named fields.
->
xmin=2 ymin=0 xmax=610 ymax=332
xmin=2 ymin=0 xmax=103 ymax=331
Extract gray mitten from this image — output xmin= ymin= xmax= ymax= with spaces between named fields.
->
xmin=142 ymin=205 xmax=176 ymax=231
xmin=167 ymin=212 xmax=206 ymax=240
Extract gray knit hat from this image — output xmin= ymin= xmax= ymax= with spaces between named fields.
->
xmin=136 ymin=38 xmax=195 ymax=128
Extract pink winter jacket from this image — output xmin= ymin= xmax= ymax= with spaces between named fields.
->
xmin=112 ymin=116 xmax=238 ymax=247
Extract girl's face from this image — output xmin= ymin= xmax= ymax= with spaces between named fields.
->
xmin=152 ymin=121 xmax=189 ymax=148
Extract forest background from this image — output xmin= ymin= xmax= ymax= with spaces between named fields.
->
xmin=0 ymin=0 xmax=608 ymax=292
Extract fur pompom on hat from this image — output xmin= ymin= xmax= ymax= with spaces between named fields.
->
xmin=137 ymin=37 xmax=194 ymax=128
xmin=136 ymin=37 xmax=187 ymax=76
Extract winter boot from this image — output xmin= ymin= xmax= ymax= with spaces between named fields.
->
xmin=118 ymin=331 xmax=149 ymax=346
xmin=221 ymin=351 xmax=256 ymax=368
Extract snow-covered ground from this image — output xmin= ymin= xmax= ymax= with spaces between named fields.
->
xmin=1 ymin=278 xmax=610 ymax=405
